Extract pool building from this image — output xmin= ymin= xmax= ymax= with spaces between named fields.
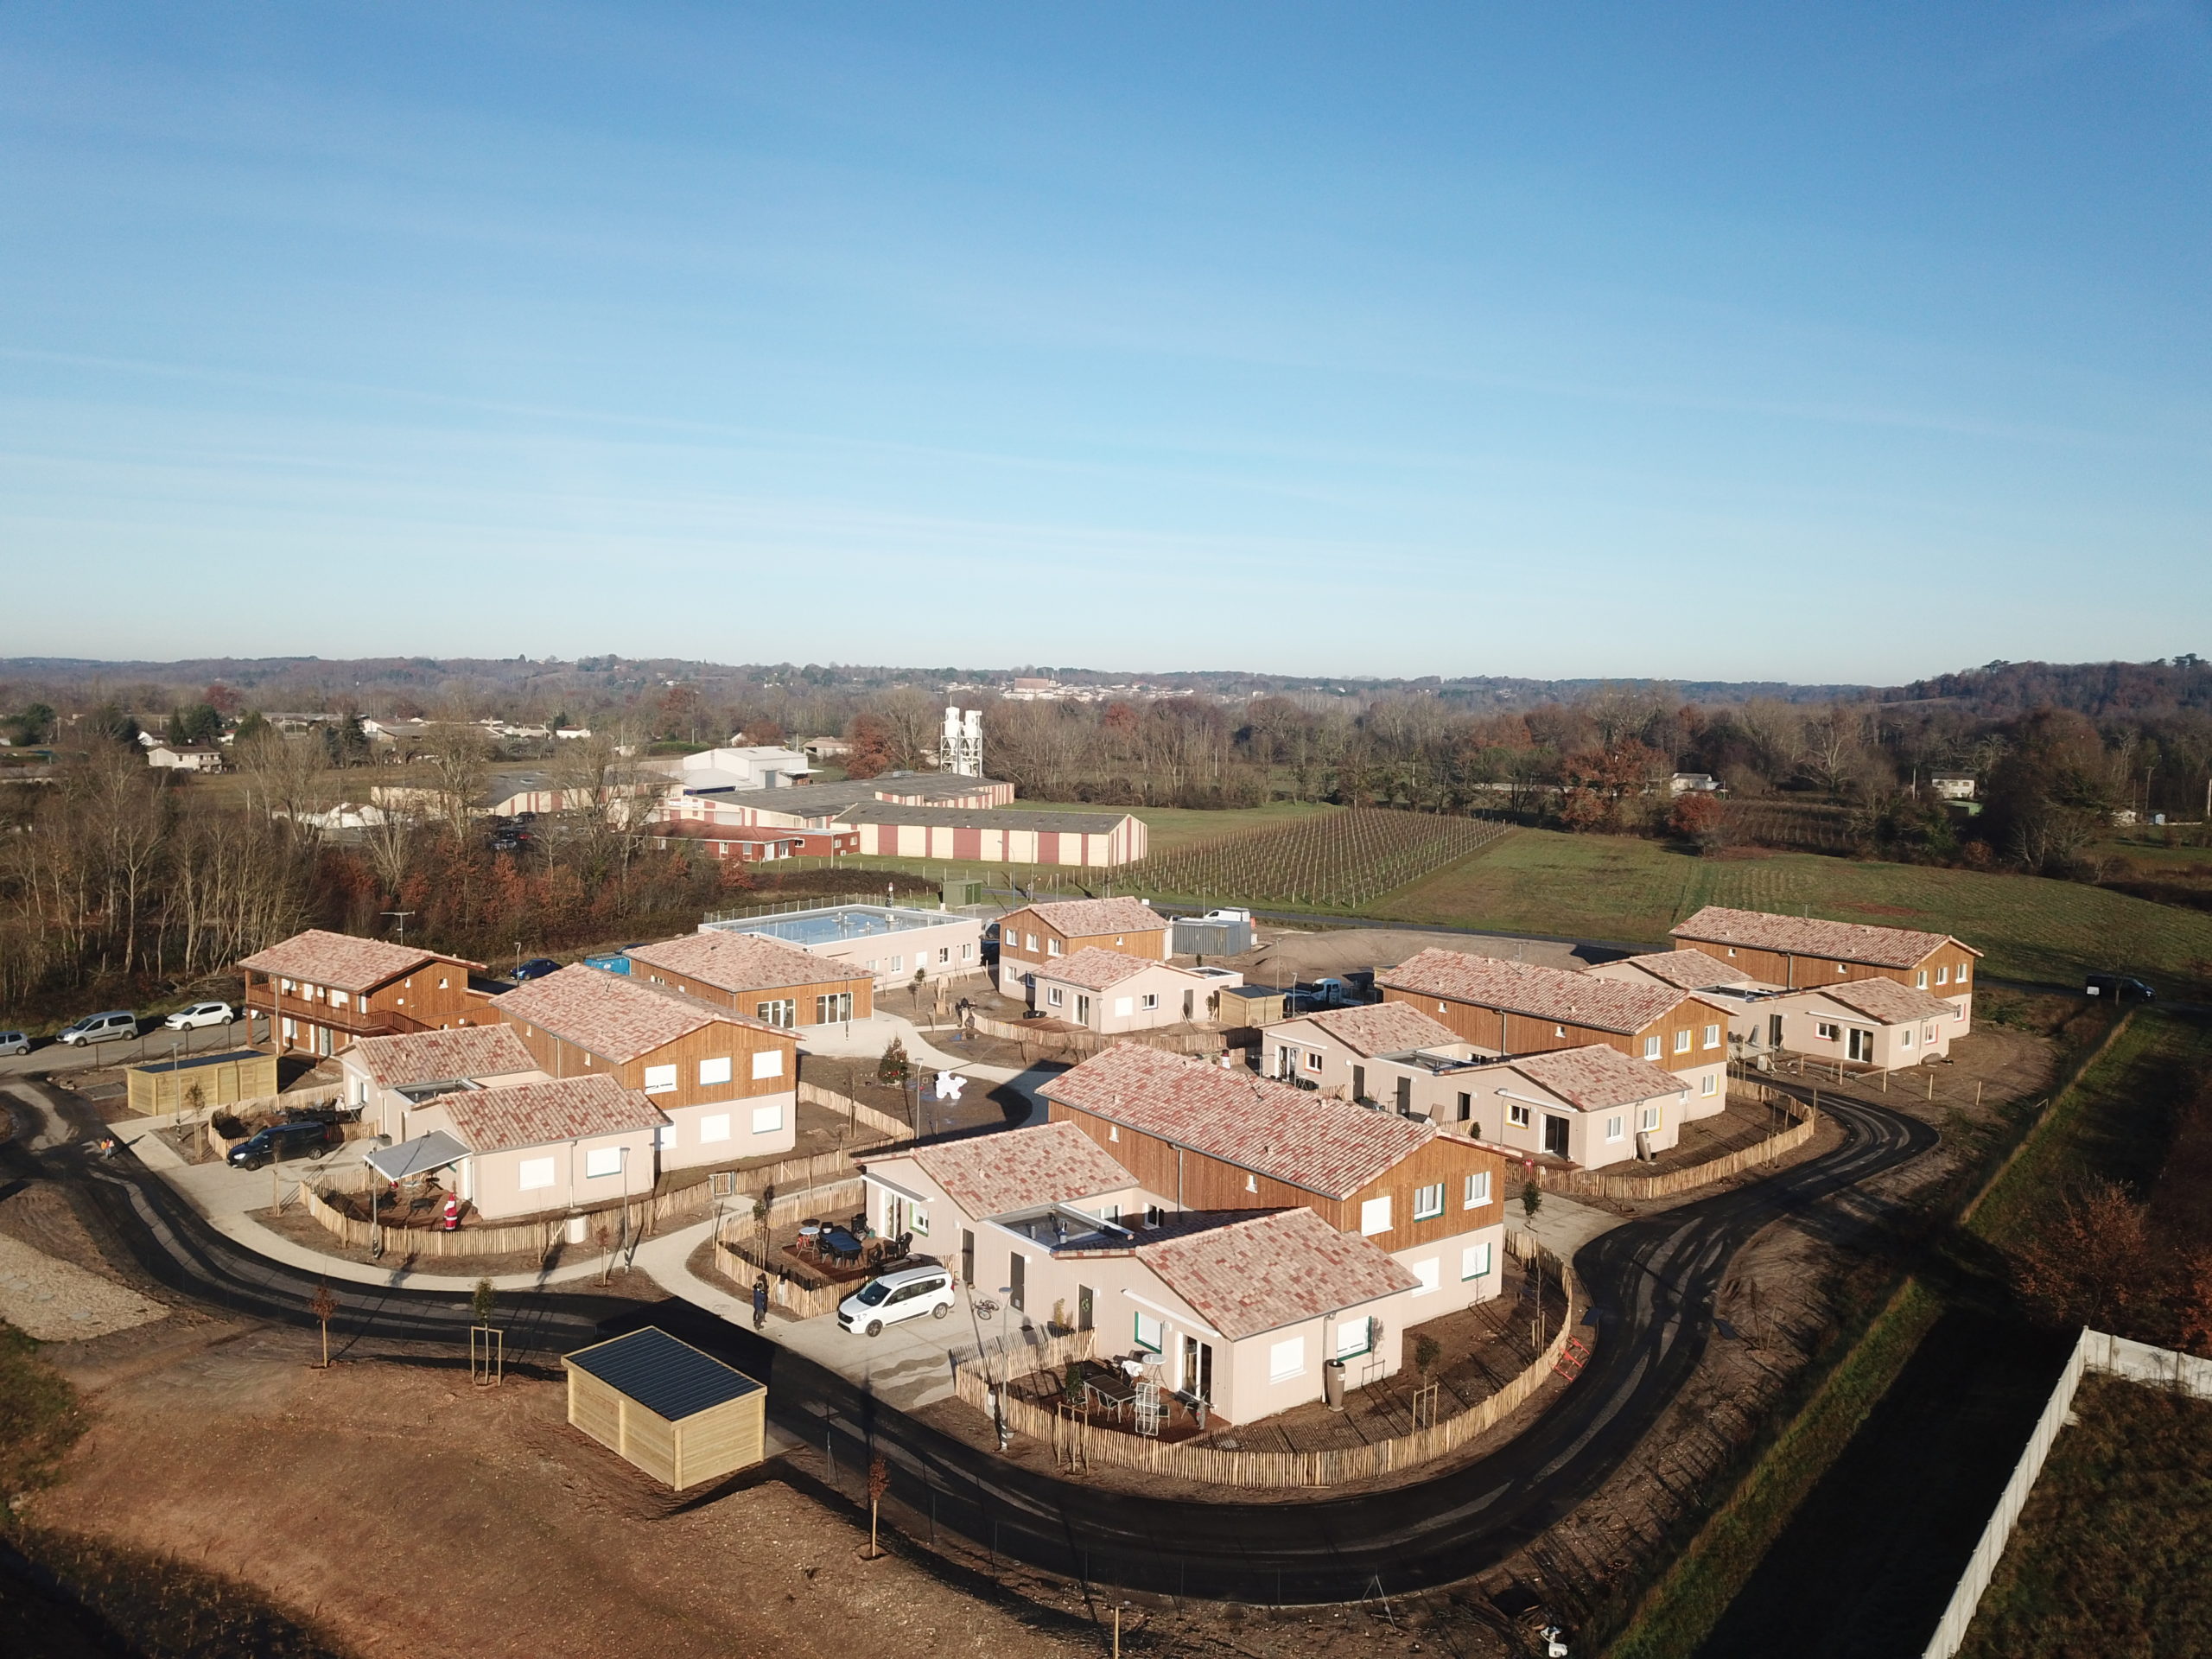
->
xmin=701 ymin=903 xmax=985 ymax=991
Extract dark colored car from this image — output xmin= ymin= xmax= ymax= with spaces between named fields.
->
xmin=512 ymin=957 xmax=563 ymax=982
xmin=2085 ymin=974 xmax=2156 ymax=1004
xmin=226 ymin=1119 xmax=344 ymax=1169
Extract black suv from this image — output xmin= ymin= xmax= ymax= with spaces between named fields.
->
xmin=227 ymin=1119 xmax=344 ymax=1169
xmin=2085 ymin=973 xmax=2156 ymax=1004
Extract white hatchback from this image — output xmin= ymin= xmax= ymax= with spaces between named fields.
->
xmin=837 ymin=1266 xmax=955 ymax=1337
xmin=164 ymin=1001 xmax=235 ymax=1031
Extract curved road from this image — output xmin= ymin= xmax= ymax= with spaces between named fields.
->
xmin=8 ymin=1080 xmax=1932 ymax=1605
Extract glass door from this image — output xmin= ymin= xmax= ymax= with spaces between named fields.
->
xmin=1179 ymin=1334 xmax=1213 ymax=1402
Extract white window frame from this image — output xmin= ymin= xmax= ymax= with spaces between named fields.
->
xmin=1413 ymin=1182 xmax=1445 ymax=1221
xmin=1139 ymin=992 xmax=1158 ymax=1011
xmin=1643 ymin=1036 xmax=1662 ymax=1060
xmin=1815 ymin=1021 xmax=1840 ymax=1041
xmin=1305 ymin=1049 xmax=1323 ymax=1073
xmin=518 ymin=1156 xmax=556 ymax=1191
xmin=1900 ymin=1027 xmax=1915 ymax=1049
xmin=1957 ymin=962 xmax=1970 ymax=982
xmin=1046 ymin=939 xmax=1063 ymax=957
xmin=1046 ymin=986 xmax=1065 ymax=1007
xmin=1410 ymin=1257 xmax=1440 ymax=1297
xmin=1507 ymin=1102 xmax=1531 ymax=1128
xmin=1134 ymin=1309 xmax=1164 ymax=1354
xmin=1605 ymin=1114 xmax=1625 ymax=1142
xmin=1268 ymin=1335 xmax=1306 ymax=1382
xmin=654 ymin=1124 xmax=677 ymax=1151
xmin=1700 ymin=1073 xmax=1718 ymax=1096
xmin=1359 ymin=1196 xmax=1392 ymax=1236
xmin=1113 ymin=997 xmax=1134 ymax=1018
xmin=1703 ymin=1023 xmax=1721 ymax=1050
xmin=1640 ymin=1103 xmax=1662 ymax=1133
xmin=751 ymin=1047 xmax=785 ymax=1080
xmin=1464 ymin=1171 xmax=1491 ymax=1208
xmin=1462 ymin=1241 xmax=1494 ymax=1280
xmin=642 ymin=1064 xmax=677 ymax=1095
xmin=750 ymin=1102 xmax=785 ymax=1135
xmin=1916 ymin=969 xmax=1929 ymax=988
xmin=699 ymin=1113 xmax=732 ymax=1144
xmin=1333 ymin=1317 xmax=1373 ymax=1360
xmin=1675 ymin=1028 xmax=1694 ymax=1054
xmin=698 ymin=1056 xmax=733 ymax=1087
xmin=583 ymin=1146 xmax=623 ymax=1179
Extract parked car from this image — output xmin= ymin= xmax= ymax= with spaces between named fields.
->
xmin=57 ymin=1010 xmax=137 ymax=1046
xmin=2084 ymin=973 xmax=2156 ymax=1004
xmin=837 ymin=1266 xmax=955 ymax=1337
xmin=226 ymin=1119 xmax=344 ymax=1169
xmin=512 ymin=957 xmax=562 ymax=982
xmin=0 ymin=1030 xmax=29 ymax=1057
xmin=164 ymin=1001 xmax=235 ymax=1031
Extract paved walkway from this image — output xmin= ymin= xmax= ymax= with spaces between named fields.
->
xmin=108 ymin=1103 xmax=613 ymax=1294
xmin=801 ymin=1009 xmax=1054 ymax=1128
xmin=1512 ymin=1188 xmax=1624 ymax=1265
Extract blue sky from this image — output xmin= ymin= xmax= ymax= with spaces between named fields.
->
xmin=2 ymin=3 xmax=2207 ymax=682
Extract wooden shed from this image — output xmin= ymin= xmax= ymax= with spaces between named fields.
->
xmin=124 ymin=1048 xmax=279 ymax=1116
xmin=1215 ymin=984 xmax=1288 ymax=1030
xmin=563 ymin=1327 xmax=766 ymax=1490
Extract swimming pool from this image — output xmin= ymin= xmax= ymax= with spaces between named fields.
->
xmin=727 ymin=905 xmax=945 ymax=948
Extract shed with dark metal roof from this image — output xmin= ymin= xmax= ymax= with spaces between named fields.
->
xmin=562 ymin=1326 xmax=766 ymax=1488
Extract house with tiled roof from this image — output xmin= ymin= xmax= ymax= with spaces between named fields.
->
xmin=995 ymin=896 xmax=1169 ymax=995
xmin=1026 ymin=947 xmax=1244 ymax=1034
xmin=1708 ymin=974 xmax=1967 ymax=1072
xmin=1669 ymin=906 xmax=1980 ymax=1032
xmin=1262 ymin=1001 xmax=1477 ymax=1107
xmin=1583 ymin=950 xmax=1758 ymax=994
xmin=626 ymin=931 xmax=874 ymax=1028
xmin=1447 ymin=1046 xmax=1694 ymax=1168
xmin=238 ymin=929 xmax=486 ymax=1059
xmin=491 ymin=965 xmax=799 ymax=1166
xmin=856 ymin=1122 xmax=1143 ymax=1268
xmin=1040 ymin=1044 xmax=1507 ymax=1319
xmin=1377 ymin=948 xmax=1729 ymax=1120
xmin=405 ymin=1075 xmax=668 ymax=1220
xmin=337 ymin=1024 xmax=543 ymax=1142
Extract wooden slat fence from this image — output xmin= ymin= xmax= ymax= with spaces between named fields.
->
xmin=963 ymin=1014 xmax=1226 ymax=1061
xmin=798 ymin=1081 xmax=913 ymax=1143
xmin=1531 ymin=1086 xmax=1817 ymax=1202
xmin=951 ymin=1253 xmax=1581 ymax=1489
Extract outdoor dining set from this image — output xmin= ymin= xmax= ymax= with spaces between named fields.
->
xmin=793 ymin=1215 xmax=912 ymax=1273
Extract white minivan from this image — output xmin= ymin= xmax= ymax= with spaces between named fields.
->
xmin=837 ymin=1266 xmax=955 ymax=1337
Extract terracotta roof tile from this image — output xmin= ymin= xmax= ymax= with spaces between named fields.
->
xmin=1011 ymin=897 xmax=1167 ymax=939
xmin=1670 ymin=906 xmax=1979 ymax=969
xmin=1058 ymin=1208 xmax=1417 ymax=1340
xmin=626 ymin=931 xmax=863 ymax=995
xmin=884 ymin=1122 xmax=1135 ymax=1219
xmin=347 ymin=1026 xmax=537 ymax=1089
xmin=1379 ymin=949 xmax=1688 ymax=1034
xmin=1811 ymin=977 xmax=1960 ymax=1024
xmin=438 ymin=1074 xmax=666 ymax=1154
xmin=1033 ymin=947 xmax=1155 ymax=993
xmin=1595 ymin=950 xmax=1756 ymax=991
xmin=1507 ymin=1046 xmax=1687 ymax=1113
xmin=490 ymin=964 xmax=786 ymax=1064
xmin=1041 ymin=1044 xmax=1435 ymax=1199
xmin=238 ymin=929 xmax=480 ymax=994
xmin=1289 ymin=1001 xmax=1464 ymax=1058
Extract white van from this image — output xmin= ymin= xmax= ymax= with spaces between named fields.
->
xmin=836 ymin=1266 xmax=955 ymax=1337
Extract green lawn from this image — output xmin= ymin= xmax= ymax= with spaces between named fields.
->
xmin=1955 ymin=1373 xmax=2212 ymax=1659
xmin=1371 ymin=829 xmax=2212 ymax=993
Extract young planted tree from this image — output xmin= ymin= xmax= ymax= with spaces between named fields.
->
xmin=878 ymin=1036 xmax=909 ymax=1086
xmin=866 ymin=1452 xmax=892 ymax=1560
xmin=309 ymin=1281 xmax=338 ymax=1370
xmin=1412 ymin=1333 xmax=1442 ymax=1384
xmin=1521 ymin=1178 xmax=1543 ymax=1220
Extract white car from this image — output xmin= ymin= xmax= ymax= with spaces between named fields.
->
xmin=837 ymin=1266 xmax=955 ymax=1337
xmin=164 ymin=1001 xmax=235 ymax=1031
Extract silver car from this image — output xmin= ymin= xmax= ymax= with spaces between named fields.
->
xmin=0 ymin=1030 xmax=28 ymax=1057
xmin=57 ymin=1010 xmax=137 ymax=1046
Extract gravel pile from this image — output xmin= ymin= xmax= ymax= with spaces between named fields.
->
xmin=0 ymin=1230 xmax=168 ymax=1340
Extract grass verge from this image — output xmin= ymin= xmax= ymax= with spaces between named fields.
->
xmin=1600 ymin=1012 xmax=2141 ymax=1659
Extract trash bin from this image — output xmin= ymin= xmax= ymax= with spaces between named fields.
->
xmin=1323 ymin=1358 xmax=1346 ymax=1410
xmin=565 ymin=1213 xmax=589 ymax=1245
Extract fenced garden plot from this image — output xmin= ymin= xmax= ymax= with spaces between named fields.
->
xmin=1121 ymin=807 xmax=1512 ymax=910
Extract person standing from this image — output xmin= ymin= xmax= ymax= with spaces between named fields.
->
xmin=752 ymin=1274 xmax=769 ymax=1332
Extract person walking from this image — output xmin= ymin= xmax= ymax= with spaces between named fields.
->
xmin=752 ymin=1274 xmax=769 ymax=1332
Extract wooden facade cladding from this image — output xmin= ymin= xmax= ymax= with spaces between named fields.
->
xmin=1675 ymin=939 xmax=1977 ymax=995
xmin=245 ymin=962 xmax=475 ymax=1039
xmin=1380 ymin=988 xmax=1717 ymax=1073
xmin=496 ymin=1011 xmax=797 ymax=1109
xmin=1045 ymin=1102 xmax=1506 ymax=1251
xmin=633 ymin=966 xmax=874 ymax=1025
xmin=998 ymin=912 xmax=1169 ymax=976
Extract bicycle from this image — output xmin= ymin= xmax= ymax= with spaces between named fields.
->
xmin=970 ymin=1295 xmax=1001 ymax=1322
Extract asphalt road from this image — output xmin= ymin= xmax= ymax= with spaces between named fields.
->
xmin=7 ymin=1077 xmax=1934 ymax=1605
xmin=0 ymin=1016 xmax=258 ymax=1081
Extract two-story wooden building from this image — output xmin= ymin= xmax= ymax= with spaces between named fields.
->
xmin=1378 ymin=948 xmax=1729 ymax=1118
xmin=238 ymin=930 xmax=485 ymax=1059
xmin=1039 ymin=1043 xmax=1508 ymax=1317
xmin=1669 ymin=906 xmax=1980 ymax=1033
xmin=489 ymin=966 xmax=799 ymax=1166
xmin=994 ymin=897 xmax=1169 ymax=995
xmin=626 ymin=931 xmax=874 ymax=1028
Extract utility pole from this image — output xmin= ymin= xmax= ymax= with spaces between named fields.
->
xmin=381 ymin=909 xmax=414 ymax=946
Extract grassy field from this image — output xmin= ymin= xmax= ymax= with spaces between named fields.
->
xmin=1373 ymin=829 xmax=2212 ymax=992
xmin=1955 ymin=1373 xmax=2212 ymax=1658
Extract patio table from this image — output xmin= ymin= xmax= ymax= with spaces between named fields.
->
xmin=819 ymin=1226 xmax=864 ymax=1266
xmin=1084 ymin=1368 xmax=1139 ymax=1421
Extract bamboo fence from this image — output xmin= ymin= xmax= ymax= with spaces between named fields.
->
xmin=963 ymin=1014 xmax=1226 ymax=1061
xmin=1530 ymin=1086 xmax=1817 ymax=1202
xmin=954 ymin=1253 xmax=1581 ymax=1489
